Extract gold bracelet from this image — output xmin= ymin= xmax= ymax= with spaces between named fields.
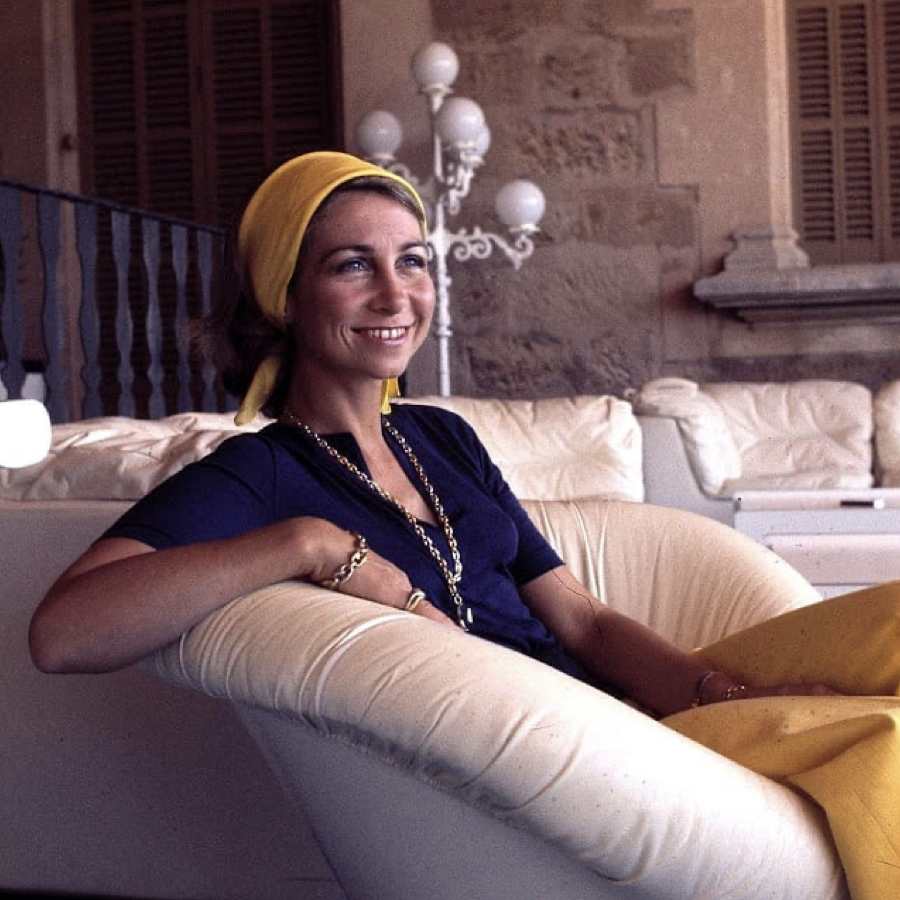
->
xmin=318 ymin=534 xmax=369 ymax=589
xmin=722 ymin=683 xmax=748 ymax=702
xmin=691 ymin=670 xmax=721 ymax=708
xmin=404 ymin=588 xmax=427 ymax=612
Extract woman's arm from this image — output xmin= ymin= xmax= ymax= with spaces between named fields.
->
xmin=30 ymin=516 xmax=451 ymax=675
xmin=520 ymin=566 xmax=835 ymax=717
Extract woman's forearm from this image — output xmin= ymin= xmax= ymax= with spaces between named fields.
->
xmin=520 ymin=568 xmax=714 ymax=715
xmin=30 ymin=518 xmax=321 ymax=674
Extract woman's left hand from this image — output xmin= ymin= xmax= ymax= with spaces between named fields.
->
xmin=728 ymin=682 xmax=842 ymax=701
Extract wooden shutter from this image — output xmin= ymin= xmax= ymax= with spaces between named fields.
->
xmin=882 ymin=0 xmax=900 ymax=255
xmin=76 ymin=0 xmax=341 ymax=225
xmin=75 ymin=0 xmax=340 ymax=415
xmin=789 ymin=0 xmax=900 ymax=263
xmin=206 ymin=0 xmax=342 ymax=227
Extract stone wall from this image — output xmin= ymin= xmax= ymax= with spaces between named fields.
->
xmin=395 ymin=0 xmax=900 ymax=398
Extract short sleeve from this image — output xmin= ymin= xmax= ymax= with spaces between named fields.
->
xmin=103 ymin=433 xmax=280 ymax=549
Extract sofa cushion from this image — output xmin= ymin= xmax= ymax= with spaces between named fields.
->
xmin=0 ymin=397 xmax=644 ymax=504
xmin=703 ymin=380 xmax=873 ymax=492
xmin=632 ymin=378 xmax=873 ymax=496
xmin=874 ymin=380 xmax=900 ymax=486
xmin=0 ymin=412 xmax=268 ymax=501
xmin=399 ymin=395 xmax=644 ymax=502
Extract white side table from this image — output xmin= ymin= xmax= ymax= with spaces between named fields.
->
xmin=734 ymin=489 xmax=900 ymax=597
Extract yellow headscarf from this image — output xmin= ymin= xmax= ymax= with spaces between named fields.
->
xmin=233 ymin=151 xmax=427 ymax=426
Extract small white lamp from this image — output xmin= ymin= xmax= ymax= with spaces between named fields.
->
xmin=0 ymin=400 xmax=52 ymax=468
xmin=495 ymin=180 xmax=546 ymax=233
xmin=355 ymin=110 xmax=404 ymax=164
xmin=411 ymin=41 xmax=459 ymax=94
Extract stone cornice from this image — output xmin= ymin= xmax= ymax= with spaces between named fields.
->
xmin=694 ymin=227 xmax=900 ymax=324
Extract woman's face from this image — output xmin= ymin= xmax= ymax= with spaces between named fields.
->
xmin=286 ymin=190 xmax=435 ymax=390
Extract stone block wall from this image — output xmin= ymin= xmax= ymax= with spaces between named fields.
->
xmin=424 ymin=0 xmax=697 ymax=397
xmin=399 ymin=0 xmax=900 ymax=398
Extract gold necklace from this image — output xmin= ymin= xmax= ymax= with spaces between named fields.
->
xmin=280 ymin=409 xmax=474 ymax=630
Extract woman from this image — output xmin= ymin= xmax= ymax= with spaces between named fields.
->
xmin=28 ymin=151 xmax=829 ymax=717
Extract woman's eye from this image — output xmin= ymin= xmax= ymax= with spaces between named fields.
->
xmin=336 ymin=258 xmax=367 ymax=273
xmin=401 ymin=254 xmax=428 ymax=269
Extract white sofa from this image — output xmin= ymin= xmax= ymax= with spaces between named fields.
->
xmin=1 ymin=398 xmax=849 ymax=900
xmin=633 ymin=378 xmax=900 ymax=594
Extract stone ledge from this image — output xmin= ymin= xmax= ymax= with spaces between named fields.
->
xmin=694 ymin=227 xmax=900 ymax=324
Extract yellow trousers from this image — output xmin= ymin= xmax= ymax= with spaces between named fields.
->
xmin=665 ymin=581 xmax=900 ymax=900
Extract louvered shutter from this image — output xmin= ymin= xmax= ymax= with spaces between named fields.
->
xmin=78 ymin=0 xmax=340 ymax=224
xmin=207 ymin=0 xmax=340 ymax=227
xmin=882 ymin=0 xmax=900 ymax=257
xmin=789 ymin=0 xmax=900 ymax=263
xmin=75 ymin=0 xmax=340 ymax=415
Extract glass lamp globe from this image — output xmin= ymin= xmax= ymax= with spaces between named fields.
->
xmin=435 ymin=97 xmax=485 ymax=148
xmin=473 ymin=124 xmax=492 ymax=159
xmin=495 ymin=180 xmax=546 ymax=230
xmin=411 ymin=42 xmax=459 ymax=90
xmin=355 ymin=110 xmax=403 ymax=160
xmin=0 ymin=399 xmax=52 ymax=468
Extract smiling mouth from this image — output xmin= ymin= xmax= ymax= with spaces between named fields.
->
xmin=356 ymin=326 xmax=409 ymax=341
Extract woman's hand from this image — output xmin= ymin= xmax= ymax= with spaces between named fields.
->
xmin=298 ymin=519 xmax=457 ymax=628
xmin=724 ymin=682 xmax=841 ymax=701
xmin=696 ymin=669 xmax=841 ymax=705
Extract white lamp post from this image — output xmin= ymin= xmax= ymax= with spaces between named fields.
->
xmin=355 ymin=41 xmax=545 ymax=396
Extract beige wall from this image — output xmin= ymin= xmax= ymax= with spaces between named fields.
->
xmin=0 ymin=0 xmax=78 ymax=189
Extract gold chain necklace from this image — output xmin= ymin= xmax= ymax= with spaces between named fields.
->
xmin=280 ymin=409 xmax=474 ymax=630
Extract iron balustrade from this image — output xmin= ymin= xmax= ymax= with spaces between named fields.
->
xmin=0 ymin=176 xmax=229 ymax=423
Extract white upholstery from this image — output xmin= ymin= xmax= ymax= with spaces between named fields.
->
xmin=400 ymin=395 xmax=644 ymax=501
xmin=0 ymin=398 xmax=643 ymax=504
xmin=627 ymin=378 xmax=740 ymax=494
xmin=1 ymin=498 xmax=333 ymax=900
xmin=3 ymin=401 xmax=848 ymax=899
xmin=0 ymin=412 xmax=267 ymax=500
xmin=704 ymin=380 xmax=873 ymax=492
xmin=633 ymin=378 xmax=874 ymax=497
xmin=874 ymin=380 xmax=900 ymax=486
xmin=150 ymin=498 xmax=844 ymax=900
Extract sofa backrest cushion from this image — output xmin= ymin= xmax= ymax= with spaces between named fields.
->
xmin=703 ymin=380 xmax=873 ymax=492
xmin=628 ymin=377 xmax=741 ymax=495
xmin=0 ymin=397 xmax=644 ymax=504
xmin=399 ymin=395 xmax=644 ymax=502
xmin=0 ymin=412 xmax=268 ymax=501
xmin=632 ymin=378 xmax=873 ymax=495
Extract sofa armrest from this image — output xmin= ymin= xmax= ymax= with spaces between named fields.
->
xmin=638 ymin=415 xmax=735 ymax=524
xmin=148 ymin=581 xmax=843 ymax=900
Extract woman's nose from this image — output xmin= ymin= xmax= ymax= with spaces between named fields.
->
xmin=372 ymin=268 xmax=406 ymax=311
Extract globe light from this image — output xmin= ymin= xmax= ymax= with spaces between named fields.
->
xmin=355 ymin=110 xmax=403 ymax=160
xmin=0 ymin=399 xmax=52 ymax=468
xmin=411 ymin=42 xmax=459 ymax=90
xmin=473 ymin=124 xmax=492 ymax=159
xmin=435 ymin=97 xmax=485 ymax=148
xmin=495 ymin=180 xmax=546 ymax=230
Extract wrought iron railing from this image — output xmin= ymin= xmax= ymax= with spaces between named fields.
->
xmin=0 ymin=176 xmax=229 ymax=423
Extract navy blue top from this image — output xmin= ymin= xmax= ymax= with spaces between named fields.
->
xmin=104 ymin=404 xmax=589 ymax=678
